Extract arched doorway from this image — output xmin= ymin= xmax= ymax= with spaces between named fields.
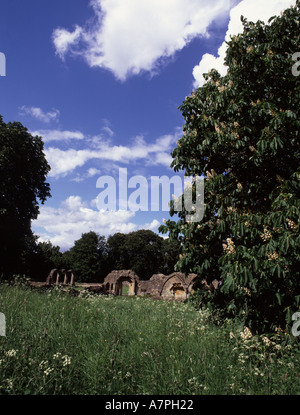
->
xmin=161 ymin=276 xmax=187 ymax=300
xmin=115 ymin=276 xmax=137 ymax=296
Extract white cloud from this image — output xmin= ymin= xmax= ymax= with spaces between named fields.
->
xmin=151 ymin=152 xmax=173 ymax=167
xmin=46 ymin=147 xmax=93 ymax=177
xmin=45 ymin=129 xmax=181 ymax=178
xmin=32 ymin=195 xmax=156 ymax=250
xmin=52 ymin=0 xmax=234 ymax=81
xmin=193 ymin=0 xmax=297 ymax=87
xmin=19 ymin=106 xmax=60 ymax=123
xmin=53 ymin=25 xmax=83 ymax=59
xmin=138 ymin=219 xmax=161 ymax=232
xmin=31 ymin=129 xmax=84 ymax=142
xmin=87 ymin=167 xmax=101 ymax=177
xmin=72 ymin=167 xmax=102 ymax=183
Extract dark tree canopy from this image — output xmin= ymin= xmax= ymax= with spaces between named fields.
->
xmin=106 ymin=233 xmax=130 ymax=271
xmin=0 ymin=116 xmax=51 ymax=277
xmin=21 ymin=236 xmax=64 ymax=281
xmin=125 ymin=230 xmax=164 ymax=279
xmin=107 ymin=230 xmax=180 ymax=279
xmin=159 ymin=3 xmax=300 ymax=332
xmin=66 ymin=231 xmax=108 ymax=283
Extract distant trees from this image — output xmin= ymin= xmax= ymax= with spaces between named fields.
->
xmin=3 ymin=226 xmax=180 ymax=283
xmin=107 ymin=230 xmax=180 ymax=279
xmin=22 ymin=237 xmax=64 ymax=281
xmin=0 ymin=116 xmax=51 ymax=278
xmin=106 ymin=230 xmax=180 ymax=279
xmin=107 ymin=230 xmax=163 ymax=279
xmin=106 ymin=233 xmax=129 ymax=271
xmin=54 ymin=230 xmax=181 ymax=283
xmin=64 ymin=231 xmax=108 ymax=283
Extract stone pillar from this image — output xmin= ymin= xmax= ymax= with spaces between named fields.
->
xmin=56 ymin=270 xmax=61 ymax=285
xmin=69 ymin=270 xmax=75 ymax=286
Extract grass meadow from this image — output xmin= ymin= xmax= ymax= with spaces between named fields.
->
xmin=0 ymin=283 xmax=299 ymax=395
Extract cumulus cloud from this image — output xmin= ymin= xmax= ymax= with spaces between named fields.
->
xmin=45 ymin=147 xmax=93 ymax=177
xmin=32 ymin=195 xmax=161 ymax=250
xmin=31 ymin=129 xmax=84 ymax=142
xmin=193 ymin=0 xmax=296 ymax=87
xmin=52 ymin=0 xmax=234 ymax=81
xmin=19 ymin=106 xmax=60 ymax=123
xmin=45 ymin=128 xmax=181 ymax=177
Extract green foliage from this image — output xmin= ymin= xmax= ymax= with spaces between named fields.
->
xmin=106 ymin=230 xmax=180 ymax=279
xmin=7 ymin=274 xmax=31 ymax=288
xmin=14 ymin=228 xmax=180 ymax=284
xmin=21 ymin=235 xmax=64 ymax=281
xmin=0 ymin=116 xmax=51 ymax=278
xmin=159 ymin=3 xmax=300 ymax=333
xmin=162 ymin=237 xmax=182 ymax=275
xmin=106 ymin=232 xmax=130 ymax=270
xmin=35 ymin=241 xmax=64 ymax=272
xmin=122 ymin=230 xmax=164 ymax=279
xmin=66 ymin=231 xmax=108 ymax=283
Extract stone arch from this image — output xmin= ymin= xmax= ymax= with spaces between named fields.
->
xmin=115 ymin=276 xmax=137 ymax=296
xmin=63 ymin=269 xmax=75 ymax=285
xmin=46 ymin=268 xmax=75 ymax=286
xmin=160 ymin=273 xmax=188 ymax=300
xmin=100 ymin=270 xmax=197 ymax=299
xmin=46 ymin=269 xmax=59 ymax=286
xmin=103 ymin=270 xmax=140 ymax=296
xmin=57 ymin=269 xmax=65 ymax=285
xmin=60 ymin=269 xmax=66 ymax=284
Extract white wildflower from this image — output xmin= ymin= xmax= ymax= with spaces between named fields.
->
xmin=5 ymin=349 xmax=17 ymax=357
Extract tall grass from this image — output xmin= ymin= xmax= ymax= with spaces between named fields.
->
xmin=0 ymin=284 xmax=299 ymax=395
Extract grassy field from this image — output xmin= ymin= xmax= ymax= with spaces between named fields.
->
xmin=0 ymin=283 xmax=299 ymax=395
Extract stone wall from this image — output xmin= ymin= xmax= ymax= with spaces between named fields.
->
xmin=91 ymin=270 xmax=198 ymax=301
xmin=46 ymin=268 xmax=222 ymax=300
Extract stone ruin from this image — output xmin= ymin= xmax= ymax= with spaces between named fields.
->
xmin=91 ymin=270 xmax=198 ymax=301
xmin=45 ymin=268 xmax=221 ymax=301
xmin=46 ymin=269 xmax=75 ymax=286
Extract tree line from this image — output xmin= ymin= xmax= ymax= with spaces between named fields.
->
xmin=23 ymin=230 xmax=181 ymax=283
xmin=0 ymin=116 xmax=180 ymax=283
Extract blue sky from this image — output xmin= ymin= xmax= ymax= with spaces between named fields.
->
xmin=0 ymin=0 xmax=295 ymax=250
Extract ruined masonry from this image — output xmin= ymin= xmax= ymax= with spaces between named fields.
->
xmin=46 ymin=269 xmax=75 ymax=286
xmin=46 ymin=269 xmax=197 ymax=300
xmin=93 ymin=270 xmax=197 ymax=300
